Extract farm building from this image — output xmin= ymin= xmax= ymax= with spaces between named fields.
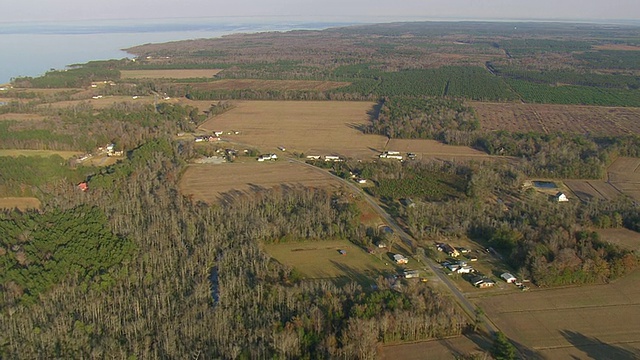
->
xmin=438 ymin=243 xmax=460 ymax=257
xmin=77 ymin=182 xmax=88 ymax=192
xmin=501 ymin=273 xmax=517 ymax=283
xmin=306 ymin=155 xmax=321 ymax=160
xmin=554 ymin=192 xmax=569 ymax=202
xmin=456 ymin=265 xmax=474 ymax=274
xmin=324 ymin=155 xmax=343 ymax=162
xmin=471 ymin=275 xmax=495 ymax=288
xmin=403 ymin=270 xmax=420 ymax=279
xmin=393 ymin=254 xmax=408 ymax=264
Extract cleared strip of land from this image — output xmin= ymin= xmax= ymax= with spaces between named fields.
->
xmin=0 ymin=197 xmax=41 ymax=211
xmin=188 ymin=79 xmax=350 ymax=91
xmin=120 ymin=69 xmax=223 ymax=79
xmin=0 ymin=149 xmax=82 ymax=159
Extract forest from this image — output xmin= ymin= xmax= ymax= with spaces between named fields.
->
xmin=0 ymin=136 xmax=467 ymax=358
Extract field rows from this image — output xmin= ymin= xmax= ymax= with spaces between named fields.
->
xmin=478 ymin=270 xmax=640 ymax=359
xmin=471 ymin=102 xmax=640 ymax=135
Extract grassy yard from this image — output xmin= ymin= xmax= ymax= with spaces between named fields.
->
xmin=264 ymin=239 xmax=396 ymax=284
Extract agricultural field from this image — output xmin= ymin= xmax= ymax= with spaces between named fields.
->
xmin=379 ymin=335 xmax=487 ymax=360
xmin=198 ymin=100 xmax=388 ymax=158
xmin=470 ymin=102 xmax=640 ymax=135
xmin=596 ymin=228 xmax=640 ymax=252
xmin=477 ymin=270 xmax=640 ymax=359
xmin=0 ymin=149 xmax=82 ymax=159
xmin=0 ymin=197 xmax=41 ymax=211
xmin=564 ymin=180 xmax=622 ymax=202
xmin=263 ymin=239 xmax=391 ymax=282
xmin=607 ymin=157 xmax=640 ymax=201
xmin=179 ymin=161 xmax=344 ymax=203
xmin=120 ymin=69 xmax=223 ymax=79
xmin=187 ymin=79 xmax=350 ymax=91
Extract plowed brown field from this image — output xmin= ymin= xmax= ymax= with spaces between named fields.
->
xmin=477 ymin=270 xmax=640 ymax=359
xmin=471 ymin=102 xmax=640 ymax=135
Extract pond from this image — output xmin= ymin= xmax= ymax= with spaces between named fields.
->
xmin=533 ymin=181 xmax=558 ymax=189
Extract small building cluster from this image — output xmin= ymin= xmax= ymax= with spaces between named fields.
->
xmin=379 ymin=151 xmax=403 ymax=160
xmin=257 ymin=153 xmax=278 ymax=162
xmin=194 ymin=135 xmax=220 ymax=143
xmin=96 ymin=143 xmax=124 ymax=157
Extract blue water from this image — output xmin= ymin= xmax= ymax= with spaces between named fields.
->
xmin=0 ymin=18 xmax=357 ymax=84
xmin=533 ymin=181 xmax=558 ymax=189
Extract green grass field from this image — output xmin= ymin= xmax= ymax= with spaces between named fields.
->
xmin=264 ymin=239 xmax=395 ymax=284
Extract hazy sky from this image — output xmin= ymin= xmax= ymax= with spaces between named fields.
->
xmin=1 ymin=0 xmax=639 ymax=23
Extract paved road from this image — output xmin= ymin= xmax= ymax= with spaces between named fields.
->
xmin=293 ymin=158 xmax=500 ymax=335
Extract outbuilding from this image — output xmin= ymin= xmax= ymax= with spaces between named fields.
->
xmin=501 ymin=272 xmax=517 ymax=283
xmin=393 ymin=254 xmax=408 ymax=264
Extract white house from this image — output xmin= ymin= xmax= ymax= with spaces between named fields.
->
xmin=554 ymin=192 xmax=569 ymax=202
xmin=501 ymin=273 xmax=517 ymax=283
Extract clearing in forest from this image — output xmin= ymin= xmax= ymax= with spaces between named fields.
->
xmin=264 ymin=239 xmax=391 ymax=282
xmin=198 ymin=100 xmax=387 ymax=158
xmin=179 ymin=161 xmax=344 ymax=203
xmin=187 ymin=79 xmax=350 ymax=91
xmin=471 ymin=102 xmax=640 ymax=136
xmin=0 ymin=149 xmax=82 ymax=159
xmin=0 ymin=197 xmax=41 ymax=211
xmin=120 ymin=69 xmax=223 ymax=79
xmin=477 ymin=270 xmax=640 ymax=359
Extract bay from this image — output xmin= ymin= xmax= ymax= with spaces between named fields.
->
xmin=0 ymin=17 xmax=356 ymax=84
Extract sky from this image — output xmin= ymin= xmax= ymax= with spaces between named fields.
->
xmin=1 ymin=0 xmax=639 ymax=23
